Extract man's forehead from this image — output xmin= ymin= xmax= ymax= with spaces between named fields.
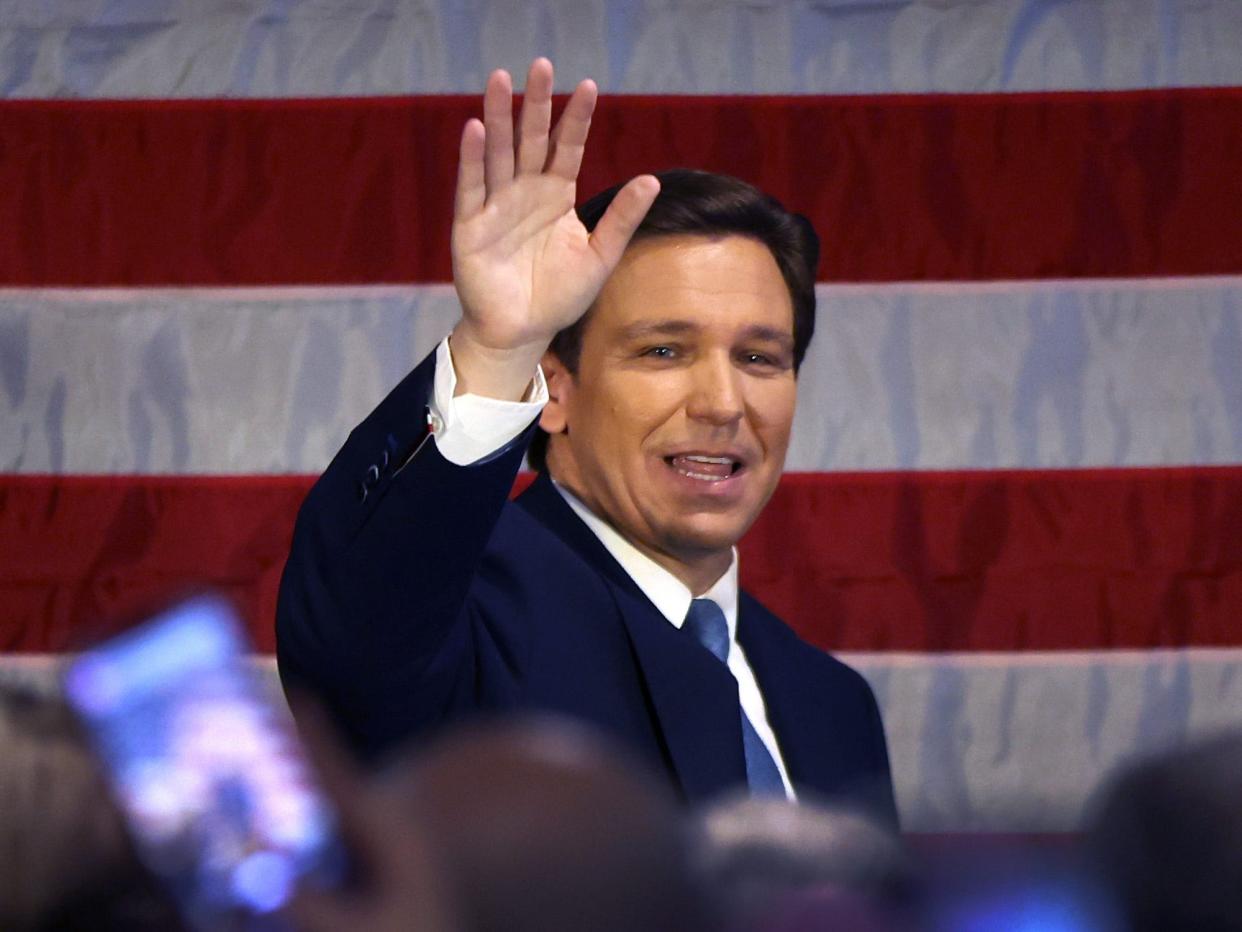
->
xmin=591 ymin=236 xmax=788 ymax=322
xmin=614 ymin=232 xmax=773 ymax=275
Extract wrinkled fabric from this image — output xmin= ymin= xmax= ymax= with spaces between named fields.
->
xmin=4 ymin=0 xmax=1242 ymax=839
xmin=2 ymin=281 xmax=1239 ymax=475
xmin=2 ymin=0 xmax=1242 ymax=98
xmin=4 ymin=93 xmax=1242 ymax=285
xmin=3 ymin=467 xmax=1241 ymax=655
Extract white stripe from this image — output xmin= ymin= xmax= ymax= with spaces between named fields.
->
xmin=798 ymin=278 xmax=1242 ymax=471
xmin=7 ymin=648 xmax=1240 ymax=832
xmin=3 ymin=0 xmax=1242 ymax=98
xmin=843 ymin=647 xmax=1242 ymax=831
xmin=0 ymin=285 xmax=462 ymax=474
xmin=841 ymin=646 xmax=1242 ymax=667
xmin=3 ymin=278 xmax=1240 ymax=473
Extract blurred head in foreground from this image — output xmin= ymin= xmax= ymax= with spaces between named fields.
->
xmin=383 ymin=716 xmax=711 ymax=932
xmin=1084 ymin=729 xmax=1242 ymax=931
xmin=693 ymin=793 xmax=916 ymax=931
xmin=0 ymin=683 xmax=182 ymax=931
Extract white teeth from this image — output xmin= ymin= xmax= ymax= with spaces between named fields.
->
xmin=681 ymin=471 xmax=727 ymax=481
xmin=667 ymin=453 xmax=738 ymax=483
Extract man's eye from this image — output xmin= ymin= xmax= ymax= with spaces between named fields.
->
xmin=740 ymin=350 xmax=792 ymax=371
xmin=642 ymin=346 xmax=676 ymax=359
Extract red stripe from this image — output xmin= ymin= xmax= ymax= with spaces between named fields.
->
xmin=3 ymin=467 xmax=1240 ymax=653
xmin=745 ymin=468 xmax=1242 ymax=652
xmin=2 ymin=88 xmax=1241 ymax=285
xmin=0 ymin=476 xmax=309 ymax=654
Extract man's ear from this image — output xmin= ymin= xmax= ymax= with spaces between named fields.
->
xmin=539 ymin=349 xmax=571 ymax=435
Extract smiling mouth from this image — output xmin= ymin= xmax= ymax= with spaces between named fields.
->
xmin=665 ymin=454 xmax=743 ymax=482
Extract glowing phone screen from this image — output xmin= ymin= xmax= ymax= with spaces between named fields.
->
xmin=64 ymin=595 xmax=343 ymax=929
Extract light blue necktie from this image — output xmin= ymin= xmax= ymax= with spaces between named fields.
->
xmin=683 ymin=598 xmax=786 ymax=796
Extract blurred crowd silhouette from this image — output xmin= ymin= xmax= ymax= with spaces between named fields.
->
xmin=1 ymin=679 xmax=1239 ymax=931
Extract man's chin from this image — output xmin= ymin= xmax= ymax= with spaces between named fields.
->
xmin=660 ymin=519 xmax=751 ymax=562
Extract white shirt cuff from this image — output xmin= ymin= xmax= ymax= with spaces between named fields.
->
xmin=428 ymin=337 xmax=548 ymax=466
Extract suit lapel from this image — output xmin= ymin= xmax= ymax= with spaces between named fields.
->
xmin=607 ymin=585 xmax=748 ymax=800
xmin=515 ymin=472 xmax=643 ymax=597
xmin=737 ymin=595 xmax=838 ymax=797
xmin=517 ymin=474 xmax=747 ymax=800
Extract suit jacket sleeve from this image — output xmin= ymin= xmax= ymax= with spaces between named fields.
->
xmin=275 ymin=347 xmax=539 ymax=760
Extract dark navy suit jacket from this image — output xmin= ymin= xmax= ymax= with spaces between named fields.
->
xmin=277 ymin=349 xmax=897 ymax=822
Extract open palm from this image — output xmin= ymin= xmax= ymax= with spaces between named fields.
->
xmin=450 ymin=60 xmax=658 ymax=395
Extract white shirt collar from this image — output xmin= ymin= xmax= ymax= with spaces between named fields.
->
xmin=552 ymin=481 xmax=739 ymax=642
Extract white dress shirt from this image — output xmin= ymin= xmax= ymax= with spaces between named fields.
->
xmin=428 ymin=336 xmax=796 ymax=798
xmin=428 ymin=338 xmax=550 ymax=465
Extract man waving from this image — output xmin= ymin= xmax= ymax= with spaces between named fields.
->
xmin=277 ymin=59 xmax=896 ymax=820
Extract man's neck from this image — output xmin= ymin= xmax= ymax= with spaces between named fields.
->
xmin=548 ymin=473 xmax=731 ymax=596
xmin=656 ymin=546 xmax=731 ymax=598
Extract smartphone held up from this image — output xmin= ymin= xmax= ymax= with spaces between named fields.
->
xmin=62 ymin=595 xmax=345 ymax=930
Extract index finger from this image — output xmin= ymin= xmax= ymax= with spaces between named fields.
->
xmin=545 ymin=78 xmax=598 ymax=181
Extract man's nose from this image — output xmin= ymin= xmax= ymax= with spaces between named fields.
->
xmin=685 ymin=355 xmax=744 ymax=426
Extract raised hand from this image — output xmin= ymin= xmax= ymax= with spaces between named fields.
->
xmin=450 ymin=58 xmax=659 ymax=400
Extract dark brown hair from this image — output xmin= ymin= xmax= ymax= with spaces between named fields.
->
xmin=528 ymin=168 xmax=819 ymax=472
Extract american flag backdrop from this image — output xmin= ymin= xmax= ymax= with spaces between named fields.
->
xmin=2 ymin=0 xmax=1242 ymax=832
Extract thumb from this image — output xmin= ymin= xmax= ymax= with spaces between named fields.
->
xmin=587 ymin=174 xmax=660 ymax=272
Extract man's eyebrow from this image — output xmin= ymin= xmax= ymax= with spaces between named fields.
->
xmin=740 ymin=325 xmax=795 ymax=349
xmin=615 ymin=319 xmax=700 ymax=340
xmin=615 ymin=320 xmax=796 ymax=348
